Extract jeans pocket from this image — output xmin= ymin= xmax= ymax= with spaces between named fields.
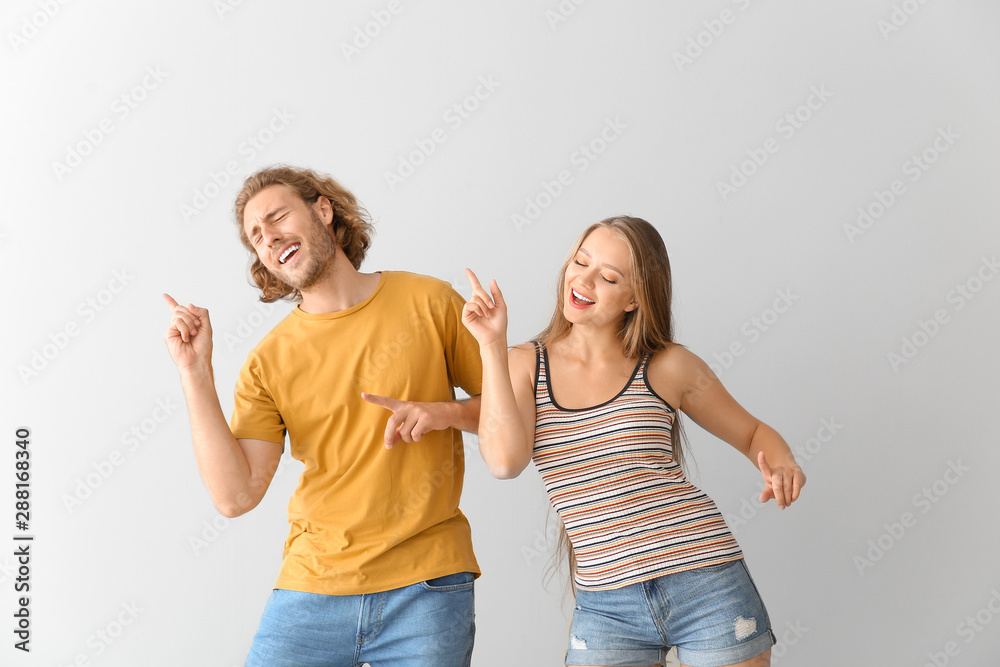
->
xmin=420 ymin=571 xmax=476 ymax=592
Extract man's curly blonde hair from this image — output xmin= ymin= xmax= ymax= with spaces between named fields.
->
xmin=234 ymin=165 xmax=374 ymax=303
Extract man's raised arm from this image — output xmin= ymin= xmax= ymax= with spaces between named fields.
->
xmin=162 ymin=294 xmax=282 ymax=517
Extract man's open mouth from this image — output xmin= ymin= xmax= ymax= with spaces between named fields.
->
xmin=278 ymin=243 xmax=301 ymax=264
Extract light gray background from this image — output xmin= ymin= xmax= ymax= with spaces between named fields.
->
xmin=3 ymin=1 xmax=999 ymax=665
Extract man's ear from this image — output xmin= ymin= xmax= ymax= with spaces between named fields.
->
xmin=315 ymin=195 xmax=334 ymax=225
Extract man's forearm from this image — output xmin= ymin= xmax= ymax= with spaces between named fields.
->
xmin=178 ymin=363 xmax=260 ymax=516
xmin=447 ymin=394 xmax=481 ymax=434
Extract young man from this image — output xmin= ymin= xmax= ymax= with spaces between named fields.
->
xmin=163 ymin=166 xmax=482 ymax=666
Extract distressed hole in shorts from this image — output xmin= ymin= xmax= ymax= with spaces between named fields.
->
xmin=734 ymin=616 xmax=757 ymax=640
xmin=570 ymin=635 xmax=588 ymax=649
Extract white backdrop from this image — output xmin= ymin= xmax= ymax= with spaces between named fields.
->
xmin=3 ymin=1 xmax=999 ymax=665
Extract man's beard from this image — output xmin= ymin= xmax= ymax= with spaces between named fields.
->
xmin=275 ymin=210 xmax=339 ymax=291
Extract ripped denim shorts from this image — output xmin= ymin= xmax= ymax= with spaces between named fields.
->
xmin=566 ymin=559 xmax=776 ymax=667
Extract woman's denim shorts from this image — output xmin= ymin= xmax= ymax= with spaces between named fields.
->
xmin=566 ymin=558 xmax=776 ymax=667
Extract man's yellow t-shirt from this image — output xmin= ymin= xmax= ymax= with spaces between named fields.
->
xmin=230 ymin=271 xmax=482 ymax=595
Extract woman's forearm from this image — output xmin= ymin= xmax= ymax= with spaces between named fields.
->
xmin=477 ymin=340 xmax=531 ymax=479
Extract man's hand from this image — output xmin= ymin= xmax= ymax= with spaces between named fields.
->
xmin=361 ymin=392 xmax=456 ymax=449
xmin=163 ymin=293 xmax=213 ymax=371
xmin=758 ymin=451 xmax=806 ymax=510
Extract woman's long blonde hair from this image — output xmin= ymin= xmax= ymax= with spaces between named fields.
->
xmin=536 ymin=216 xmax=690 ymax=591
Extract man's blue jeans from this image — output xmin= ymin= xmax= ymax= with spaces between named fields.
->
xmin=244 ymin=572 xmax=475 ymax=666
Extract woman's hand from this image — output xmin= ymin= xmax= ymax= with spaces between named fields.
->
xmin=758 ymin=451 xmax=806 ymax=510
xmin=462 ymin=268 xmax=508 ymax=347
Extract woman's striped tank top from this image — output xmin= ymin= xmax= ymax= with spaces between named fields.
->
xmin=531 ymin=341 xmax=743 ymax=591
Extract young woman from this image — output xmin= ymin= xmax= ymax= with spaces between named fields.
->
xmin=463 ymin=216 xmax=805 ymax=667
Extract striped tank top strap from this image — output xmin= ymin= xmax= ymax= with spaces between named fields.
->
xmin=630 ymin=352 xmax=652 ymax=392
xmin=532 ymin=340 xmax=548 ymax=403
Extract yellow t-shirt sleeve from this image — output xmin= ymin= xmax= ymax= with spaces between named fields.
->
xmin=442 ymin=284 xmax=483 ymax=397
xmin=230 ymin=352 xmax=286 ymax=444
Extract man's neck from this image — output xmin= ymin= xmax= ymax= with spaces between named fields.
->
xmin=298 ymin=255 xmax=381 ymax=315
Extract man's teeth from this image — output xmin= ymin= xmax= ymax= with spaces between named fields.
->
xmin=279 ymin=244 xmax=301 ymax=264
xmin=572 ymin=289 xmax=594 ymax=304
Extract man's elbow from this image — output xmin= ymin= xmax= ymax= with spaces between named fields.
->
xmin=216 ymin=503 xmax=248 ymax=519
xmin=214 ymin=489 xmax=261 ymax=518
